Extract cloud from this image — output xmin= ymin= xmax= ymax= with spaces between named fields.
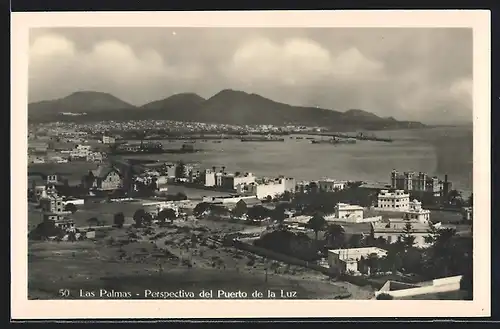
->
xmin=224 ymin=37 xmax=384 ymax=86
xmin=28 ymin=28 xmax=473 ymax=123
xmin=29 ymin=33 xmax=203 ymax=104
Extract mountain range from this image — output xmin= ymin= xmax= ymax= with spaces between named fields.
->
xmin=28 ymin=90 xmax=425 ymax=130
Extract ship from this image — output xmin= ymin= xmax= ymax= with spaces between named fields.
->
xmin=311 ymin=138 xmax=356 ymax=145
xmin=110 ymin=142 xmax=199 ymax=155
xmin=240 ymin=135 xmax=285 ymax=142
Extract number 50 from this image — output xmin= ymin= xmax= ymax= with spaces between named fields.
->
xmin=59 ymin=289 xmax=70 ymax=297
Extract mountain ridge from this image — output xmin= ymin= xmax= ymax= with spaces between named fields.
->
xmin=28 ymin=89 xmax=426 ymax=130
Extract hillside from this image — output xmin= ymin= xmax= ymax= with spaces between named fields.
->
xmin=28 ymin=91 xmax=136 ymax=120
xmin=28 ymin=89 xmax=425 ymax=130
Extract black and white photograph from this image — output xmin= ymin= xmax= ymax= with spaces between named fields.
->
xmin=11 ymin=10 xmax=491 ymax=319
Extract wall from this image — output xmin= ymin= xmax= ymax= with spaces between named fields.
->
xmin=374 ymin=276 xmax=462 ymax=298
xmin=232 ymin=240 xmax=336 ymax=276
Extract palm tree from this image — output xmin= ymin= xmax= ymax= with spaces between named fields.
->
xmin=307 ymin=213 xmax=326 ymax=241
xmin=324 ymin=223 xmax=345 ymax=248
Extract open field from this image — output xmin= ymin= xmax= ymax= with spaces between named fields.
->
xmin=28 ymin=219 xmax=375 ymax=300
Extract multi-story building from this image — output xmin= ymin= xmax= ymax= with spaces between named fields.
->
xmin=377 ymin=189 xmax=410 ymax=211
xmin=403 ymin=199 xmax=431 ymax=224
xmin=203 ymin=169 xmax=216 ymax=187
xmin=39 ymin=190 xmax=75 ymax=230
xmin=240 ymin=177 xmax=290 ymax=200
xmin=390 ymin=170 xmax=452 ymax=197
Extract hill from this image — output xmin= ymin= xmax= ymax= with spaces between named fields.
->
xmin=28 ymin=89 xmax=425 ymax=130
xmin=28 ymin=91 xmax=136 ymax=120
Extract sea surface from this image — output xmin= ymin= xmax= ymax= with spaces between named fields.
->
xmin=125 ymin=126 xmax=473 ymax=196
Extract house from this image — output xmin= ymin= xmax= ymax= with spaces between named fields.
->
xmin=318 ymin=179 xmax=346 ymax=192
xmin=238 ymin=177 xmax=292 ymax=199
xmin=328 ymin=247 xmax=388 ymax=275
xmin=82 ymin=164 xmax=124 ymax=191
xmin=142 ymin=201 xmax=180 ymax=217
xmin=70 ymin=144 xmax=92 ymax=160
xmin=374 ymin=275 xmax=464 ymax=300
xmin=402 ymin=199 xmax=431 ymax=224
xmin=39 ymin=191 xmax=75 ymax=230
xmin=333 ymin=203 xmax=364 ymax=221
xmin=102 ymin=135 xmax=116 ymax=144
xmin=371 ymin=218 xmax=433 ymax=248
xmin=376 ymin=189 xmax=410 ymax=211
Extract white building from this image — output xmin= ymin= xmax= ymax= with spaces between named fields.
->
xmin=403 ymin=199 xmax=431 ymax=224
xmin=204 ymin=169 xmax=216 ymax=187
xmin=377 ymin=189 xmax=410 ymax=211
xmin=318 ymin=179 xmax=347 ymax=192
xmin=70 ymin=144 xmax=92 ymax=159
xmin=328 ymin=247 xmax=388 ymax=275
xmin=371 ymin=218 xmax=434 ymax=248
xmin=334 ymin=203 xmax=364 ymax=221
xmin=102 ymin=135 xmax=116 ymax=144
xmin=242 ymin=178 xmax=286 ymax=199
xmin=142 ymin=201 xmax=179 ymax=217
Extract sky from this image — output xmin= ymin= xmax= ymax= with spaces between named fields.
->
xmin=28 ymin=27 xmax=473 ymax=124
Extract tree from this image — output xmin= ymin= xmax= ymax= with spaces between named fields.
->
xmin=133 ymin=209 xmax=146 ymax=228
xmin=193 ymin=202 xmax=211 ymax=217
xmin=113 ymin=212 xmax=125 ymax=228
xmin=347 ymin=233 xmax=365 ymax=248
xmin=399 ymin=218 xmax=416 ymax=250
xmin=232 ymin=200 xmax=248 ymax=218
xmin=271 ymin=205 xmax=287 ymax=229
xmin=447 ymin=189 xmax=463 ymax=207
xmin=307 ymin=213 xmax=326 ymax=241
xmin=265 ymin=195 xmax=272 ymax=203
xmin=160 ymin=208 xmax=177 ymax=224
xmin=87 ymin=217 xmax=99 ymax=229
xmin=64 ymin=203 xmax=78 ymax=214
xmin=366 ymin=253 xmax=380 ymax=275
xmin=175 ymin=161 xmax=186 ymax=179
xmin=247 ymin=205 xmax=271 ymax=221
xmin=324 ymin=223 xmax=345 ymax=248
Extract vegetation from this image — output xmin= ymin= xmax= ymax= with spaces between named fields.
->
xmin=64 ymin=203 xmax=78 ymax=214
xmin=376 ymin=293 xmax=394 ymax=300
xmin=307 ymin=213 xmax=326 ymax=241
xmin=232 ymin=200 xmax=248 ymax=218
xmin=113 ymin=212 xmax=125 ymax=228
xmin=157 ymin=208 xmax=177 ymax=224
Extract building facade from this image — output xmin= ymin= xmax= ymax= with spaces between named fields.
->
xmin=318 ymin=179 xmax=346 ymax=192
xmin=377 ymin=189 xmax=410 ymax=211
xmin=390 ymin=170 xmax=452 ymax=197
xmin=371 ymin=219 xmax=432 ymax=248
xmin=403 ymin=199 xmax=431 ymax=224
xmin=328 ymin=247 xmax=388 ymax=275
xmin=334 ymin=203 xmax=364 ymax=221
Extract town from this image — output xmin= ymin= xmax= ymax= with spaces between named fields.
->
xmin=27 ymin=122 xmax=473 ymax=300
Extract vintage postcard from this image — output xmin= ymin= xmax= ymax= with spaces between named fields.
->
xmin=11 ymin=10 xmax=491 ymax=319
